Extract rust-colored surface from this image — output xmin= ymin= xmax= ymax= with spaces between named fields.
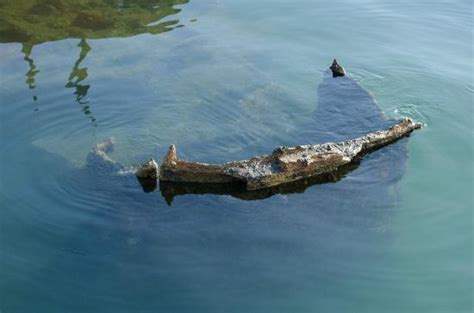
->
xmin=156 ymin=118 xmax=422 ymax=191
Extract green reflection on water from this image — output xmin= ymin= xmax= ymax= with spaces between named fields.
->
xmin=65 ymin=39 xmax=94 ymax=123
xmin=0 ymin=0 xmax=189 ymax=45
xmin=0 ymin=0 xmax=190 ymax=120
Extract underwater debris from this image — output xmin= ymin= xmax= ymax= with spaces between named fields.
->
xmin=149 ymin=118 xmax=421 ymax=191
xmin=330 ymin=59 xmax=346 ymax=77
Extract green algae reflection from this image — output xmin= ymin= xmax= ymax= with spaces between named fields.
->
xmin=0 ymin=0 xmax=190 ymax=121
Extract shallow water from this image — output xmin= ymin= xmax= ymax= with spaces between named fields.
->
xmin=0 ymin=0 xmax=472 ymax=312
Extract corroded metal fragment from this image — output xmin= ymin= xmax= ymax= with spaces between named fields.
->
xmin=158 ymin=118 xmax=422 ymax=191
xmin=135 ymin=159 xmax=159 ymax=192
xmin=136 ymin=159 xmax=159 ymax=180
xmin=330 ymin=59 xmax=346 ymax=77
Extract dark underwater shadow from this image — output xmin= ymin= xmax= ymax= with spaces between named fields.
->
xmin=305 ymin=71 xmax=396 ymax=141
xmin=158 ymin=70 xmax=409 ymax=203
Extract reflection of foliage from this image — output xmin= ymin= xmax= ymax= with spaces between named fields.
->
xmin=0 ymin=0 xmax=189 ymax=45
xmin=65 ymin=39 xmax=95 ymax=123
xmin=21 ymin=43 xmax=39 ymax=104
xmin=1 ymin=0 xmax=190 ymax=123
xmin=21 ymin=43 xmax=39 ymax=89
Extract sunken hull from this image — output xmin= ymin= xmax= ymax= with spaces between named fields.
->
xmin=126 ymin=60 xmax=422 ymax=201
xmin=158 ymin=118 xmax=421 ymax=191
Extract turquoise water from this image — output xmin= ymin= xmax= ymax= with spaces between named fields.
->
xmin=0 ymin=0 xmax=472 ymax=312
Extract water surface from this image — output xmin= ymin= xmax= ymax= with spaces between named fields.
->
xmin=0 ymin=0 xmax=472 ymax=312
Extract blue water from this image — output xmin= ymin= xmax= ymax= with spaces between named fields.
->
xmin=0 ymin=0 xmax=472 ymax=312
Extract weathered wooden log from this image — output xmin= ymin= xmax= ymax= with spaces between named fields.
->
xmin=157 ymin=118 xmax=421 ymax=191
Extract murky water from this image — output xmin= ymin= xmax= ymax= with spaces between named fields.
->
xmin=0 ymin=1 xmax=472 ymax=312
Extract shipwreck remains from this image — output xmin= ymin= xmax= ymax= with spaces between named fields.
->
xmin=153 ymin=118 xmax=421 ymax=191
xmin=127 ymin=59 xmax=423 ymax=198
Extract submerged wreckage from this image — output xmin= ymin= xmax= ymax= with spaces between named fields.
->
xmin=134 ymin=60 xmax=422 ymax=193
xmin=89 ymin=60 xmax=422 ymax=199
xmin=137 ymin=118 xmax=421 ymax=192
